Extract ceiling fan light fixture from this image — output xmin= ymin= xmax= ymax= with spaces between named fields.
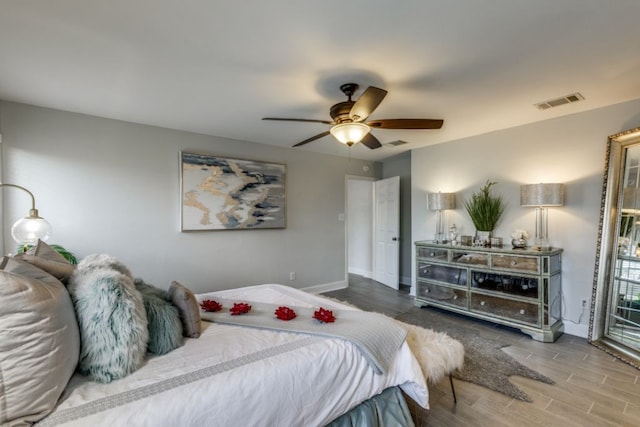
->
xmin=330 ymin=122 xmax=370 ymax=146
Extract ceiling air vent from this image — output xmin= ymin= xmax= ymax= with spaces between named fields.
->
xmin=384 ymin=140 xmax=409 ymax=147
xmin=535 ymin=93 xmax=584 ymax=110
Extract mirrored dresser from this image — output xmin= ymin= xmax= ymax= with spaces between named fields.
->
xmin=415 ymin=241 xmax=563 ymax=342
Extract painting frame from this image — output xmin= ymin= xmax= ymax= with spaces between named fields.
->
xmin=180 ymin=151 xmax=286 ymax=231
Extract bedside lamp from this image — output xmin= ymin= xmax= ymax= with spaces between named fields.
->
xmin=520 ymin=183 xmax=564 ymax=250
xmin=0 ymin=183 xmax=52 ymax=245
xmin=428 ymin=192 xmax=456 ymax=243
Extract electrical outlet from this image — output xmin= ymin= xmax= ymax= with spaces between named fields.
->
xmin=289 ymin=272 xmax=296 ymax=281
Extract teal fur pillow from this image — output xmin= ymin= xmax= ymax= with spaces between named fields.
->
xmin=68 ymin=254 xmax=148 ymax=383
xmin=135 ymin=279 xmax=183 ymax=355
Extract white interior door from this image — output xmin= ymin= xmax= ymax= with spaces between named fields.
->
xmin=374 ymin=176 xmax=400 ymax=289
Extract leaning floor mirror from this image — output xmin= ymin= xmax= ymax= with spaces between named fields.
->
xmin=590 ymin=127 xmax=640 ymax=368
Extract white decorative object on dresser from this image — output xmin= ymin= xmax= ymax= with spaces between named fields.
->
xmin=415 ymin=241 xmax=563 ymax=342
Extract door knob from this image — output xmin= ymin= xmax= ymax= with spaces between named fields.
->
xmin=392 ymin=237 xmax=398 ymax=241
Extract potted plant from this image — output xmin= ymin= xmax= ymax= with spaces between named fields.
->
xmin=464 ymin=180 xmax=505 ymax=245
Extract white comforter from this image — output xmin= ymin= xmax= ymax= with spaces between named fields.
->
xmin=39 ymin=284 xmax=428 ymax=427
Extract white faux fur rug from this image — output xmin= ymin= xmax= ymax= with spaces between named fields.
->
xmin=396 ymin=307 xmax=554 ymax=402
xmin=399 ymin=320 xmax=464 ymax=384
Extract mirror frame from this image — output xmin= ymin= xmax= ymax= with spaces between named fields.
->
xmin=589 ymin=126 xmax=640 ymax=368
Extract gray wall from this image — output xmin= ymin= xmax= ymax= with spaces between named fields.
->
xmin=0 ymin=101 xmax=381 ymax=293
xmin=382 ymin=151 xmax=412 ymax=285
xmin=411 ymin=97 xmax=640 ymax=338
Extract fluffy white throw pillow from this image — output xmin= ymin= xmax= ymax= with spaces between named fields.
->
xmin=68 ymin=254 xmax=148 ymax=383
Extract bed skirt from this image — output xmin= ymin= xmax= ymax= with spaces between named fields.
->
xmin=325 ymin=386 xmax=414 ymax=427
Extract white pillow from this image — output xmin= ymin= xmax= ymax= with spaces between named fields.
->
xmin=0 ymin=257 xmax=80 ymax=426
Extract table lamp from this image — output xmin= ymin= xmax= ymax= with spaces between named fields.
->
xmin=428 ymin=192 xmax=456 ymax=243
xmin=520 ymin=183 xmax=564 ymax=250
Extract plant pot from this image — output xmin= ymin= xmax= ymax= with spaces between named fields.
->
xmin=474 ymin=230 xmax=492 ymax=247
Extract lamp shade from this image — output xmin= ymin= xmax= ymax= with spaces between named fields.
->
xmin=520 ymin=183 xmax=564 ymax=207
xmin=0 ymin=183 xmax=52 ymax=244
xmin=11 ymin=214 xmax=52 ymax=244
xmin=330 ymin=122 xmax=370 ymax=145
xmin=428 ymin=192 xmax=456 ymax=210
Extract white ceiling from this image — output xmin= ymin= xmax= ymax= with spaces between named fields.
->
xmin=1 ymin=1 xmax=640 ymax=162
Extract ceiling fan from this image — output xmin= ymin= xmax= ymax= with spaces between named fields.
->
xmin=263 ymin=83 xmax=444 ymax=149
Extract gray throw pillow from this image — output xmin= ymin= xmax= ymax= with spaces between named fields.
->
xmin=0 ymin=257 xmax=80 ymax=426
xmin=67 ymin=254 xmax=148 ymax=383
xmin=169 ymin=281 xmax=202 ymax=338
xmin=16 ymin=240 xmax=76 ymax=284
xmin=135 ymin=279 xmax=183 ymax=354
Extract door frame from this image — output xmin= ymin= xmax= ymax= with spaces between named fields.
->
xmin=344 ymin=175 xmax=376 ymax=285
xmin=374 ymin=176 xmax=400 ymax=289
xmin=344 ymin=175 xmax=400 ymax=289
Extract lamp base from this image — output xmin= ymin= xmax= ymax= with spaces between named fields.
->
xmin=434 ymin=233 xmax=448 ymax=244
xmin=533 ymin=237 xmax=551 ymax=251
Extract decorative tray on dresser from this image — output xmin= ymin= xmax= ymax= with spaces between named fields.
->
xmin=414 ymin=241 xmax=563 ymax=342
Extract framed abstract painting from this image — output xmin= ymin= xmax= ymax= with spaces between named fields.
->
xmin=180 ymin=151 xmax=286 ymax=231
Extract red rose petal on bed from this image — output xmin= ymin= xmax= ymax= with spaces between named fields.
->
xmin=230 ymin=302 xmax=252 ymax=315
xmin=200 ymin=299 xmax=223 ymax=312
xmin=313 ymin=307 xmax=336 ymax=323
xmin=275 ymin=306 xmax=297 ymax=321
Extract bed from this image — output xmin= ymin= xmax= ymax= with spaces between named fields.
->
xmin=1 ymin=242 xmax=440 ymax=426
xmin=33 ymin=284 xmax=427 ymax=427
xmin=38 ymin=284 xmax=427 ymax=426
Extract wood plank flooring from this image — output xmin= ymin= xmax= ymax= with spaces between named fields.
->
xmin=323 ymin=275 xmax=640 ymax=427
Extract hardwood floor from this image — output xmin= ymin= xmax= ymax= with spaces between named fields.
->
xmin=323 ymin=275 xmax=640 ymax=427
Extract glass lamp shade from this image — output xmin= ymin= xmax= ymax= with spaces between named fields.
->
xmin=11 ymin=213 xmax=52 ymax=244
xmin=330 ymin=122 xmax=370 ymax=146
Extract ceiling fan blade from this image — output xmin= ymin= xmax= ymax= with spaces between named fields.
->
xmin=292 ymin=131 xmax=331 ymax=147
xmin=360 ymin=133 xmax=382 ymax=149
xmin=367 ymin=118 xmax=444 ymax=129
xmin=263 ymin=117 xmax=333 ymax=125
xmin=349 ymin=86 xmax=388 ymax=122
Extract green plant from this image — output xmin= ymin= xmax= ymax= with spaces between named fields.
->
xmin=464 ymin=180 xmax=506 ymax=231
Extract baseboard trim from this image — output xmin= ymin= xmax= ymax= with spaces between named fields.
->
xmin=302 ymin=280 xmax=348 ymax=294
xmin=348 ymin=267 xmax=372 ymax=278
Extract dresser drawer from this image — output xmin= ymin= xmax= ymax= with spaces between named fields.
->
xmin=416 ymin=246 xmax=448 ymax=261
xmin=471 ymin=271 xmax=539 ymax=299
xmin=491 ymin=254 xmax=539 ymax=273
xmin=417 ymin=262 xmax=467 ymax=286
xmin=417 ymin=283 xmax=467 ymax=309
xmin=470 ymin=293 xmax=540 ymax=326
xmin=452 ymin=250 xmax=489 ymax=267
